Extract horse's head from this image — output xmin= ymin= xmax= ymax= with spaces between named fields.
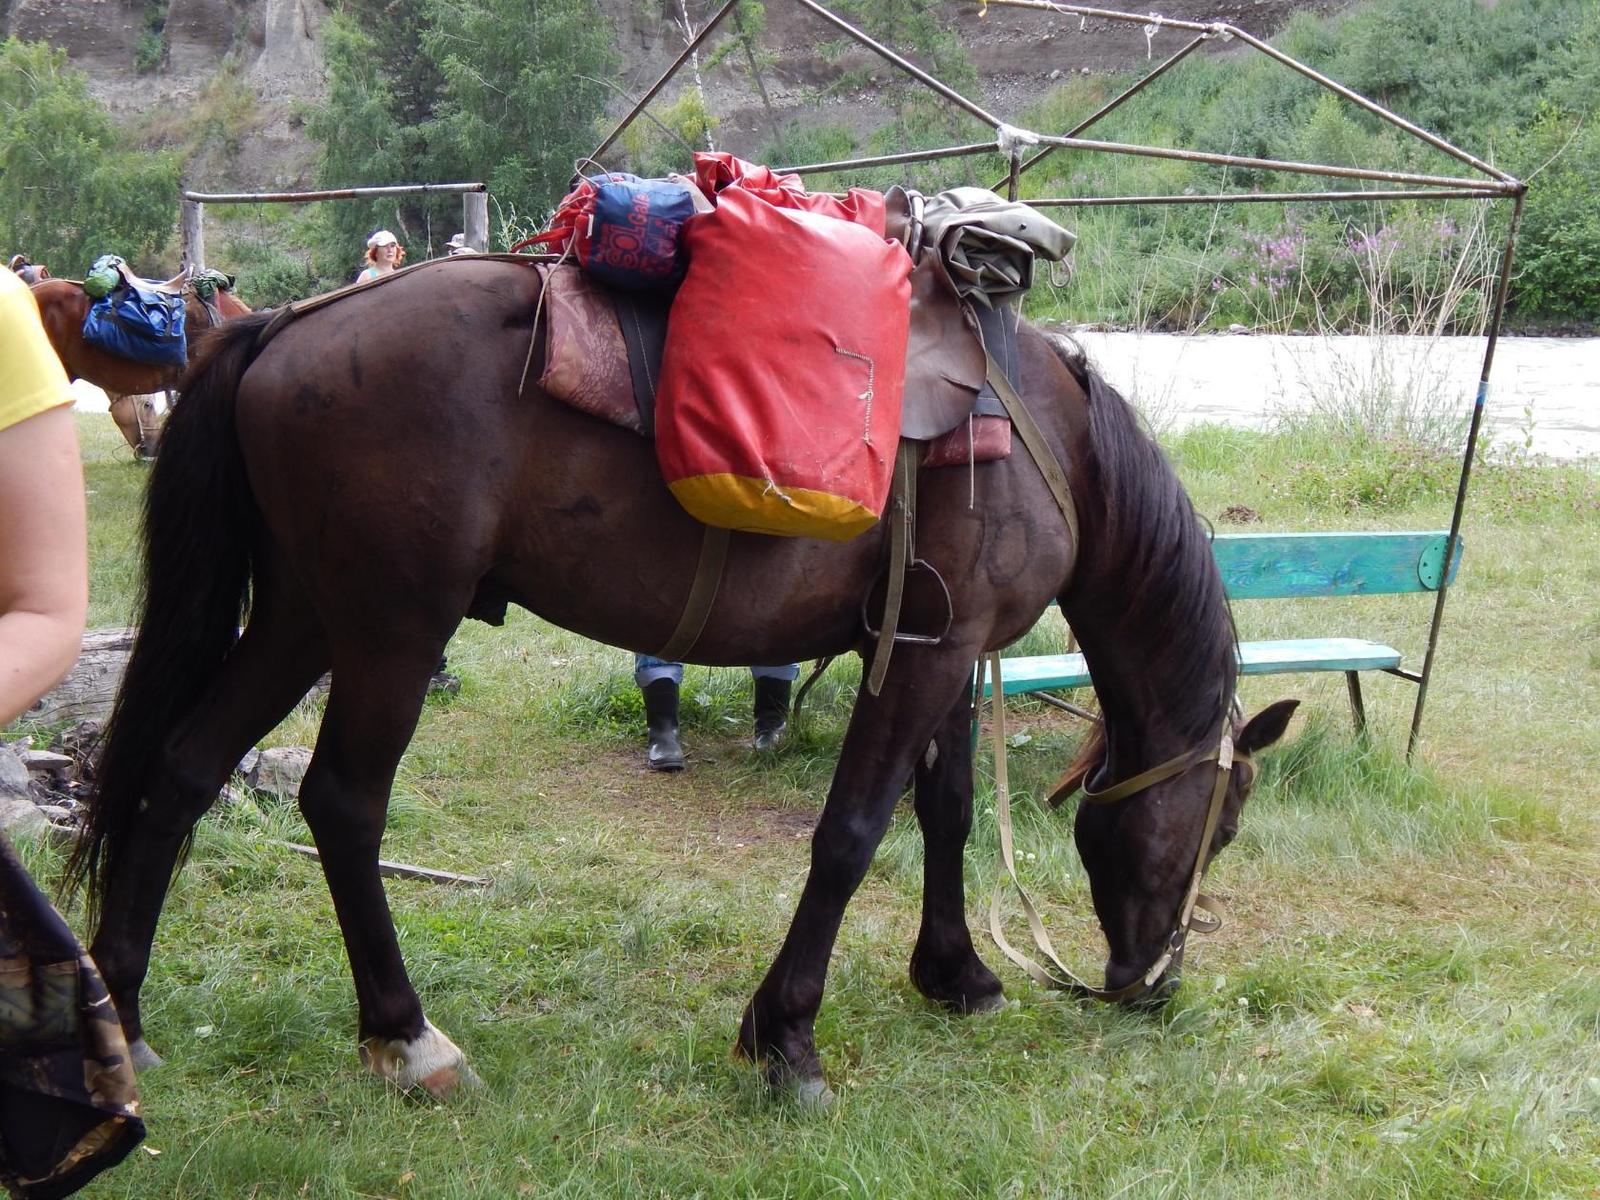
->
xmin=1063 ymin=698 xmax=1299 ymax=1004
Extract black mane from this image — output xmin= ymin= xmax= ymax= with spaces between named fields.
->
xmin=1047 ymin=334 xmax=1237 ymax=742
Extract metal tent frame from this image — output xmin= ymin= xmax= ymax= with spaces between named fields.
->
xmin=587 ymin=0 xmax=1528 ymax=759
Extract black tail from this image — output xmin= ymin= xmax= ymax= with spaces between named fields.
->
xmin=65 ymin=312 xmax=275 ymax=917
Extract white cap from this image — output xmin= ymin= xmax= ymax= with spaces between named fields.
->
xmin=367 ymin=229 xmax=399 ymax=248
xmin=447 ymin=233 xmax=467 ymax=249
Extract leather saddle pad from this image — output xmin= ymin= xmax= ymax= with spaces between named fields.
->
xmin=535 ymin=257 xmax=1014 ymax=465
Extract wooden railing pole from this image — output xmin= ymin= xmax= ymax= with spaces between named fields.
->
xmin=180 ymin=198 xmax=205 ymax=271
xmin=463 ymin=191 xmax=489 ymax=252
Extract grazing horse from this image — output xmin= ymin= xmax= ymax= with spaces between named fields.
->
xmin=29 ymin=274 xmax=251 ymax=457
xmin=69 ymin=259 xmax=1297 ymax=1102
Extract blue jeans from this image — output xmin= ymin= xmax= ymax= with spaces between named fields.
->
xmin=634 ymin=655 xmax=800 ymax=688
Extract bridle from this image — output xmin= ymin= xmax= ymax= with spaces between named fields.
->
xmin=984 ymin=651 xmax=1250 ymax=1004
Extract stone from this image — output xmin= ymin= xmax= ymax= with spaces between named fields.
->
xmin=0 ymin=746 xmax=30 ymax=796
xmin=0 ymin=795 xmax=47 ymax=835
xmin=247 ymin=746 xmax=313 ymax=798
xmin=20 ymin=749 xmax=75 ymax=777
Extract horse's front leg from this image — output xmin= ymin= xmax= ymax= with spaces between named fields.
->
xmin=737 ymin=649 xmax=979 ymax=1103
xmin=909 ymin=684 xmax=1005 ymax=1012
xmin=298 ymin=644 xmax=478 ymax=1099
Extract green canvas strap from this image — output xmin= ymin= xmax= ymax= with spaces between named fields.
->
xmin=656 ymin=525 xmax=730 ymax=663
xmin=865 ymin=441 xmax=918 ymax=696
xmin=983 ymin=354 xmax=1079 ymax=550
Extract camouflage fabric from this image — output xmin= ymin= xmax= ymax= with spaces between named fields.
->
xmin=0 ymin=837 xmax=143 ymax=1199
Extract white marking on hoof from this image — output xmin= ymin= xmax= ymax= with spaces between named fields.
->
xmin=128 ymin=1038 xmax=164 ymax=1070
xmin=359 ymin=1020 xmax=481 ymax=1098
xmin=788 ymin=1077 xmax=836 ymax=1109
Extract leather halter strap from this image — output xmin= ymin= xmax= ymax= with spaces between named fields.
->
xmin=984 ymin=650 xmax=1240 ymax=1004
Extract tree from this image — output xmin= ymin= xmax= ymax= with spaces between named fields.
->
xmin=0 ymin=38 xmax=179 ymax=275
xmin=422 ymin=0 xmax=615 ymax=208
xmin=305 ymin=0 xmax=614 ymax=272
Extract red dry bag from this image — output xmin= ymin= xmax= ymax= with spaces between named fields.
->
xmin=655 ymin=187 xmax=912 ymax=540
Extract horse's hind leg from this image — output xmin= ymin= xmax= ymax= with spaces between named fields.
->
xmin=295 ymin=630 xmax=476 ymax=1098
xmin=909 ymin=686 xmax=1005 ymax=1013
xmin=89 ymin=570 xmax=330 ymax=1065
xmin=737 ymin=651 xmax=980 ymax=1102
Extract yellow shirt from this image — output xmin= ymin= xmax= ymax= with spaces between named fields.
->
xmin=0 ymin=269 xmax=71 ymax=434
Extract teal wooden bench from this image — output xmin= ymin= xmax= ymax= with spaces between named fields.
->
xmin=981 ymin=530 xmax=1463 ymax=731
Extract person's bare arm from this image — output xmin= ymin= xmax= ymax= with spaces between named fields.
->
xmin=0 ymin=405 xmax=87 ymax=725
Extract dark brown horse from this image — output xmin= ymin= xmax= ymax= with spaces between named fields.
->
xmin=70 ymin=258 xmax=1296 ymax=1102
xmin=30 ymin=274 xmax=251 ymax=456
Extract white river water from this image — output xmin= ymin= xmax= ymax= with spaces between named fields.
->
xmin=71 ymin=333 xmax=1600 ymax=462
xmin=1068 ymin=332 xmax=1600 ymax=462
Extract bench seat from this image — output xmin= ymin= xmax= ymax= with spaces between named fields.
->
xmin=981 ymin=637 xmax=1404 ymax=699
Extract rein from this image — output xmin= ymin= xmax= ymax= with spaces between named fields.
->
xmin=983 ymin=651 xmax=1242 ymax=1004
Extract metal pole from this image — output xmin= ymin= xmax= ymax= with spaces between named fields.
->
xmin=588 ymin=0 xmax=742 ymax=166
xmin=999 ymin=31 xmax=1212 ymax=188
xmin=1224 ymin=26 xmax=1515 ymax=184
xmin=778 ymin=141 xmax=998 ymax=177
xmin=1031 ymin=133 xmax=1514 ymax=191
xmin=1028 ymin=187 xmax=1512 ymax=206
xmin=1007 ymin=153 xmax=1022 ymax=201
xmin=983 ymin=0 xmax=1511 ymax=185
xmin=982 ymin=0 xmax=1215 ymax=34
xmin=185 ymin=183 xmax=486 ymax=204
xmin=1407 ymin=190 xmax=1526 ymax=761
xmin=788 ymin=0 xmax=1005 ymax=130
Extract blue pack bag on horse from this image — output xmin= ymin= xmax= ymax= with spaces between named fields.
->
xmin=81 ymin=256 xmax=188 ymax=368
xmin=522 ymin=174 xmax=698 ymax=292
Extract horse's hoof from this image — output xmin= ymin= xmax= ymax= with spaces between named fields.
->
xmin=965 ymin=990 xmax=1009 ymax=1015
xmin=768 ymin=1066 xmax=835 ymax=1110
xmin=790 ymin=1076 xmax=835 ymax=1109
xmin=127 ymin=1038 xmax=164 ymax=1070
xmin=360 ymin=1019 xmax=478 ymax=1097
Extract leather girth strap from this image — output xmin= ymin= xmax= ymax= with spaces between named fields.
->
xmin=655 ymin=524 xmax=730 ymax=662
xmin=865 ymin=440 xmax=918 ymax=696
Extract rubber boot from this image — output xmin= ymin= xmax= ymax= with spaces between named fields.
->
xmin=752 ymin=677 xmax=792 ymax=752
xmin=643 ymin=678 xmax=684 ymax=772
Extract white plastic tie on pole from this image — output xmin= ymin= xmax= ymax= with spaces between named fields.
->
xmin=996 ymin=123 xmax=1042 ymax=158
xmin=1144 ymin=13 xmax=1162 ymax=59
xmin=1206 ymin=22 xmax=1233 ymax=41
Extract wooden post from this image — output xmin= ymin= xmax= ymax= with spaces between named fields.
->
xmin=463 ymin=191 xmax=489 ymax=252
xmin=180 ymin=198 xmax=205 ymax=271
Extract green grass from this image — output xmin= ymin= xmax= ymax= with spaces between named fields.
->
xmin=11 ymin=414 xmax=1598 ymax=1198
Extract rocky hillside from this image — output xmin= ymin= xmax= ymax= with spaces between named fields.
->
xmin=2 ymin=0 xmax=1355 ymax=188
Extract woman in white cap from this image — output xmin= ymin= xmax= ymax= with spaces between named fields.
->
xmin=356 ymin=229 xmax=404 ymax=282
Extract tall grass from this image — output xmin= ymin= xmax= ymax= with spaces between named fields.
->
xmin=12 ymin=396 xmax=1598 ymax=1197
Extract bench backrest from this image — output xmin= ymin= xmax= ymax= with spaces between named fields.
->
xmin=1213 ymin=531 xmax=1461 ymax=600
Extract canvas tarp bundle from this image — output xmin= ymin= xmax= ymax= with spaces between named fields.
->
xmin=656 ymin=183 xmax=912 ymax=540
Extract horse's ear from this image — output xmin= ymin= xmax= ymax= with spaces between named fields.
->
xmin=1237 ymin=699 xmax=1299 ymax=755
